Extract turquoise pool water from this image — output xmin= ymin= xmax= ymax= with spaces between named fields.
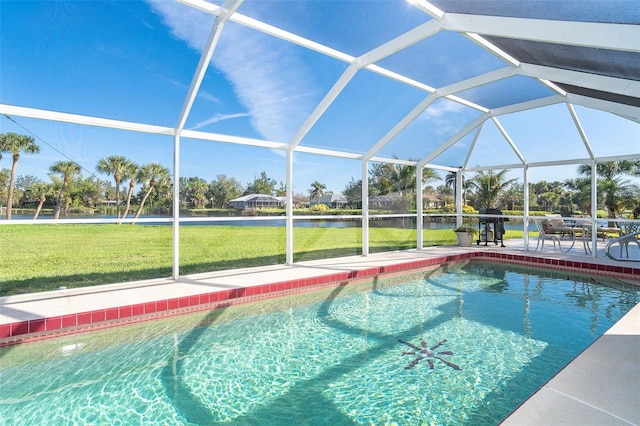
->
xmin=1 ymin=261 xmax=638 ymax=425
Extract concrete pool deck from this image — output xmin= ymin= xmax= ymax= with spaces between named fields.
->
xmin=1 ymin=239 xmax=639 ymax=424
xmin=502 ymin=302 xmax=640 ymax=425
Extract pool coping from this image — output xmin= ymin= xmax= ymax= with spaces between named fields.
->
xmin=1 ymin=249 xmax=638 ymax=344
xmin=501 ymin=302 xmax=640 ymax=425
xmin=1 ymin=247 xmax=639 ymax=425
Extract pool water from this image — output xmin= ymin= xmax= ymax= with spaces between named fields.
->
xmin=1 ymin=261 xmax=638 ymax=425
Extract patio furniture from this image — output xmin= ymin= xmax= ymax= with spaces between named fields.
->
xmin=544 ymin=214 xmax=573 ymax=237
xmin=605 ymin=222 xmax=640 ymax=260
xmin=533 ymin=219 xmax=563 ymax=252
xmin=598 ymin=225 xmax=622 ymax=240
xmin=573 ymin=217 xmax=621 ymax=241
xmin=572 ymin=224 xmax=592 ymax=254
xmin=533 ymin=217 xmax=591 ymax=254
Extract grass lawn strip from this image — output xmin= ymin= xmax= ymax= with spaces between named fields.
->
xmin=0 ymin=224 xmax=524 ymax=296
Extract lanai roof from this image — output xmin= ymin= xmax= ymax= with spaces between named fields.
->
xmin=1 ymin=0 xmax=638 ymax=181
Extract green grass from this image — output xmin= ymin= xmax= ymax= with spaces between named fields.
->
xmin=0 ymin=224 xmax=525 ymax=296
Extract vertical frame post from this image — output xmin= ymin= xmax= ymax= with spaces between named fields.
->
xmin=172 ymin=134 xmax=180 ymax=279
xmin=286 ymin=149 xmax=294 ymax=265
xmin=455 ymin=169 xmax=463 ymax=227
xmin=523 ymin=165 xmax=530 ymax=250
xmin=590 ymin=161 xmax=598 ymax=258
xmin=362 ymin=159 xmax=369 ymax=256
xmin=416 ymin=164 xmax=423 ymax=250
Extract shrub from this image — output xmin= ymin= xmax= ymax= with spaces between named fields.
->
xmin=310 ymin=203 xmax=329 ymax=212
xmin=462 ymin=204 xmax=475 ymax=214
xmin=442 ymin=203 xmax=454 ymax=213
xmin=442 ymin=204 xmax=476 ymax=214
xmin=454 ymin=226 xmax=478 ymax=235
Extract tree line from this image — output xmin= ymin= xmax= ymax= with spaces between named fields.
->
xmin=2 ymin=132 xmax=639 ymax=220
xmin=443 ymin=165 xmax=640 ymax=219
xmin=0 ymin=132 xmax=171 ymax=221
xmin=0 ymin=132 xmax=291 ymax=218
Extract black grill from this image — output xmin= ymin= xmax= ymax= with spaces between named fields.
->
xmin=478 ymin=208 xmax=508 ymax=247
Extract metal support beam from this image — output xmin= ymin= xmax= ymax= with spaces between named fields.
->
xmin=416 ymin=165 xmax=423 ymax=250
xmin=288 ymin=21 xmax=441 ymax=151
xmin=519 ymin=63 xmax=640 ymax=99
xmin=421 ymin=113 xmax=490 ymax=165
xmin=523 ymin=165 xmax=530 ymax=251
xmin=566 ymin=103 xmax=595 ymax=160
xmin=0 ymin=104 xmax=175 ymax=135
xmin=491 ymin=96 xmax=564 ymax=117
xmin=286 ymin=150 xmax=294 ymax=265
xmin=172 ymin=134 xmax=181 ymax=279
xmin=491 ymin=117 xmax=526 ymax=165
xmin=591 ymin=161 xmax=598 ymax=258
xmin=361 ymin=160 xmax=369 ymax=256
xmin=442 ymin=13 xmax=639 ymax=52
xmin=437 ymin=66 xmax=515 ymax=98
xmin=567 ymin=95 xmax=640 ymax=123
xmin=455 ymin=170 xmax=463 ymax=227
xmin=462 ymin=124 xmax=483 ymax=170
xmin=175 ymin=0 xmax=242 ymax=133
xmin=365 ymin=94 xmax=437 ymax=160
xmin=288 ymin=63 xmax=359 ymax=149
xmin=358 ymin=20 xmax=441 ymax=67
xmin=366 ymin=68 xmax=515 ymax=161
xmin=171 ymin=0 xmax=243 ymax=280
xmin=178 ymin=0 xmax=353 ymax=62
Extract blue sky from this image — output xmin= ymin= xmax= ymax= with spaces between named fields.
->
xmin=1 ymin=0 xmax=638 ymax=196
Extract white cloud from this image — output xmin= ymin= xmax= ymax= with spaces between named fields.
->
xmin=197 ymin=90 xmax=222 ymax=104
xmin=418 ymin=98 xmax=471 ymax=136
xmin=420 ymin=98 xmax=467 ymax=120
xmin=190 ymin=112 xmax=249 ymax=130
xmin=146 ymin=0 xmax=316 ymax=143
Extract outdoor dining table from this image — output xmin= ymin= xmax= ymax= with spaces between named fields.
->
xmin=549 ymin=224 xmax=592 ymax=254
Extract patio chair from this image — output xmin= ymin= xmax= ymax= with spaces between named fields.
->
xmin=606 ymin=222 xmax=640 ymax=259
xmin=598 ymin=223 xmax=622 ymax=240
xmin=533 ymin=219 xmax=563 ymax=252
xmin=544 ymin=214 xmax=572 ymax=237
xmin=575 ymin=217 xmax=621 ymax=241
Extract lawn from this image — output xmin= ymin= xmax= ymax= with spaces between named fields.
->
xmin=0 ymin=224 xmax=524 ymax=296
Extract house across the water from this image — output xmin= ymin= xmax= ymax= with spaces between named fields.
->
xmin=309 ymin=193 xmax=349 ymax=209
xmin=229 ymin=194 xmax=284 ymax=210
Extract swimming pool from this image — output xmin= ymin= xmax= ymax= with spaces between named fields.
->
xmin=1 ymin=260 xmax=638 ymax=425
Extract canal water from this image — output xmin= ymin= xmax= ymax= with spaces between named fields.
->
xmin=7 ymin=213 xmax=526 ymax=230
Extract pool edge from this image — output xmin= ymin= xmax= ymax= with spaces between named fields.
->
xmin=2 ymin=250 xmax=639 ymax=345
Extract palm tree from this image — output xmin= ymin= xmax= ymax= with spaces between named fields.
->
xmin=369 ymin=160 xmax=441 ymax=212
xmin=420 ymin=167 xmax=440 ymax=187
xmin=389 ymin=163 xmax=414 ymax=196
xmin=0 ymin=132 xmax=40 ymax=219
xmin=371 ymin=158 xmax=439 ymax=197
xmin=50 ymin=161 xmax=81 ymax=220
xmin=578 ymin=161 xmax=639 ymax=219
xmin=502 ymin=182 xmax=523 ymax=210
xmin=308 ymin=181 xmax=326 ymax=202
xmin=96 ymin=155 xmax=130 ymax=219
xmin=133 ymin=163 xmax=170 ymax=222
xmin=119 ymin=161 xmax=139 ymax=222
xmin=26 ymin=182 xmax=52 ymax=219
xmin=209 ymin=175 xmax=243 ymax=208
xmin=444 ymin=172 xmax=471 ymax=205
xmin=564 ymin=177 xmax=592 ymax=214
xmin=0 ymin=168 xmax=9 ymax=211
xmin=182 ymin=177 xmax=209 ymax=208
xmin=468 ymin=169 xmax=516 ymax=209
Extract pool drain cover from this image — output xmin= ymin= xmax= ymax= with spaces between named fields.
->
xmin=398 ymin=338 xmax=461 ymax=371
